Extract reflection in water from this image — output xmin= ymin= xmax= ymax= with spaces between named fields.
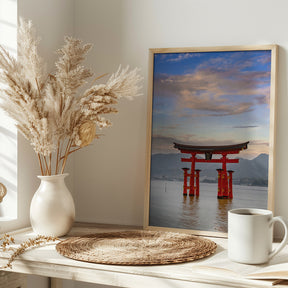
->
xmin=149 ymin=180 xmax=267 ymax=233
xmin=215 ymin=199 xmax=233 ymax=232
xmin=180 ymin=195 xmax=200 ymax=228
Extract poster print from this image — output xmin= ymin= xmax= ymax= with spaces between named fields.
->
xmin=145 ymin=45 xmax=278 ymax=236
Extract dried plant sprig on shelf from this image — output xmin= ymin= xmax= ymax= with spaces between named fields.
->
xmin=0 ymin=234 xmax=15 ymax=252
xmin=0 ymin=19 xmax=142 ymax=175
xmin=0 ymin=234 xmax=59 ymax=269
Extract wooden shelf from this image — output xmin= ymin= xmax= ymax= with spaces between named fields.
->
xmin=0 ymin=223 xmax=287 ymax=288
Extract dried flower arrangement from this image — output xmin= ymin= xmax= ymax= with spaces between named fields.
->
xmin=0 ymin=233 xmax=58 ymax=269
xmin=0 ymin=19 xmax=142 ymax=175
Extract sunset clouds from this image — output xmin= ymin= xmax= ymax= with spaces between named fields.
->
xmin=153 ymin=59 xmax=270 ymax=117
xmin=151 ymin=49 xmax=272 ymax=158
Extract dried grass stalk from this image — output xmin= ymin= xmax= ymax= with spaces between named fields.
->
xmin=0 ymin=19 xmax=142 ymax=175
xmin=0 ymin=234 xmax=58 ymax=269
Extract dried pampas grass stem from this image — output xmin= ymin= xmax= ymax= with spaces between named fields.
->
xmin=0 ymin=18 xmax=142 ymax=176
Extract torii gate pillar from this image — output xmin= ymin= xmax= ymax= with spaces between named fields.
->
xmin=217 ymin=169 xmax=223 ymax=198
xmin=195 ymin=169 xmax=201 ymax=197
xmin=228 ymin=170 xmax=234 ymax=199
xmin=182 ymin=168 xmax=189 ymax=196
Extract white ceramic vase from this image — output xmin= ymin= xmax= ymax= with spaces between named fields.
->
xmin=30 ymin=173 xmax=75 ymax=237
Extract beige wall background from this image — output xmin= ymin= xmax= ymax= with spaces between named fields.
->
xmin=74 ymin=0 xmax=288 ymax=235
xmin=14 ymin=0 xmax=288 ymax=287
xmin=16 ymin=0 xmax=288 ymax=243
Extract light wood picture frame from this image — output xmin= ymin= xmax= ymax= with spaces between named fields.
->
xmin=144 ymin=45 xmax=278 ymax=237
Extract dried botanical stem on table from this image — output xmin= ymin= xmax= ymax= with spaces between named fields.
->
xmin=0 ymin=234 xmax=59 ymax=269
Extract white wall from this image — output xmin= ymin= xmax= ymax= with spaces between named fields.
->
xmin=10 ymin=0 xmax=288 ymax=287
xmin=73 ymin=0 xmax=146 ymax=226
xmin=73 ymin=0 xmax=288 ymax=237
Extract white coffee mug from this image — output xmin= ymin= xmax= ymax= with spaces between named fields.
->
xmin=228 ymin=208 xmax=288 ymax=264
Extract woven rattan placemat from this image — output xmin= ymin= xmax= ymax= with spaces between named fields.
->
xmin=56 ymin=230 xmax=217 ymax=265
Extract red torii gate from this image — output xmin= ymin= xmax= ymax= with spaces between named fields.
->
xmin=174 ymin=141 xmax=249 ymax=199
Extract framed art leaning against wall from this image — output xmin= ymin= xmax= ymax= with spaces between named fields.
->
xmin=144 ymin=45 xmax=278 ymax=237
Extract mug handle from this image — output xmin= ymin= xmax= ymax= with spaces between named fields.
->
xmin=268 ymin=216 xmax=288 ymax=260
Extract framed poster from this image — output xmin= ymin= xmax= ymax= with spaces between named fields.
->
xmin=144 ymin=45 xmax=278 ymax=237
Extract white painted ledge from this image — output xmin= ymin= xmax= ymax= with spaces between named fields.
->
xmin=0 ymin=223 xmax=287 ymax=288
xmin=0 ymin=217 xmax=16 ymax=221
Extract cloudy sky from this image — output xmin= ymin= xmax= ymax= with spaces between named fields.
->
xmin=151 ymin=49 xmax=272 ymax=159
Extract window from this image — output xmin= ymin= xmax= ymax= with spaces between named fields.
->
xmin=0 ymin=0 xmax=17 ymax=220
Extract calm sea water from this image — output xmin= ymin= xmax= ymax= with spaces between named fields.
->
xmin=149 ymin=180 xmax=267 ymax=233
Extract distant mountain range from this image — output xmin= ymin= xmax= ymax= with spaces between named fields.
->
xmin=150 ymin=153 xmax=268 ymax=186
